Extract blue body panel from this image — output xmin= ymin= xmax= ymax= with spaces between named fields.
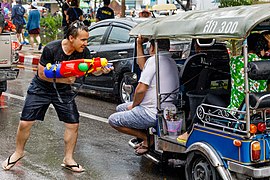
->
xmin=186 ymin=125 xmax=270 ymax=164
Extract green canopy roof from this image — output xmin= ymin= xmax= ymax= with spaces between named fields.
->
xmin=130 ymin=4 xmax=270 ymax=40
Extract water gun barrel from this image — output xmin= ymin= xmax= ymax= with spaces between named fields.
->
xmin=85 ymin=57 xmax=108 ymax=73
xmin=44 ymin=58 xmax=108 ymax=78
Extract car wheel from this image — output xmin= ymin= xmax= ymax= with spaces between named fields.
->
xmin=119 ymin=77 xmax=132 ymax=103
xmin=185 ymin=151 xmax=221 ymax=180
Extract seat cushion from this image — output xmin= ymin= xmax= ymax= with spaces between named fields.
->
xmin=249 ymin=92 xmax=270 ymax=109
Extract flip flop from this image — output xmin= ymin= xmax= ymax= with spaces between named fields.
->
xmin=2 ymin=154 xmax=24 ymax=170
xmin=134 ymin=142 xmax=143 ymax=149
xmin=134 ymin=145 xmax=149 ymax=156
xmin=61 ymin=163 xmax=85 ymax=173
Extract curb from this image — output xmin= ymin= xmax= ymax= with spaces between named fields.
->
xmin=18 ymin=52 xmax=40 ymax=66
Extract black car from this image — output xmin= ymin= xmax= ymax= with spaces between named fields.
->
xmin=73 ymin=18 xmax=214 ymax=104
xmin=73 ymin=18 xmax=146 ymax=103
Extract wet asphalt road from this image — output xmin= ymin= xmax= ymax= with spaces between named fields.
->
xmin=0 ymin=68 xmax=185 ymax=180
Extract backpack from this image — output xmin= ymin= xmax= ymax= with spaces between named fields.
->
xmin=69 ymin=8 xmax=79 ymax=22
xmin=17 ymin=6 xmax=25 ymax=16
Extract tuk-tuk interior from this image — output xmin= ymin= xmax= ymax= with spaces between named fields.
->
xmin=166 ymin=35 xmax=270 ymax=139
xmin=133 ymin=34 xmax=270 ymax=137
xmin=157 ymin=39 xmax=230 ymax=132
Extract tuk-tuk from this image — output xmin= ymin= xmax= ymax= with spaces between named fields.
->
xmin=127 ymin=4 xmax=270 ymax=180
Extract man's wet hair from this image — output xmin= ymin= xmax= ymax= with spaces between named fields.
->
xmin=69 ymin=0 xmax=78 ymax=7
xmin=103 ymin=0 xmax=110 ymax=6
xmin=66 ymin=20 xmax=88 ymax=40
xmin=150 ymin=39 xmax=170 ymax=51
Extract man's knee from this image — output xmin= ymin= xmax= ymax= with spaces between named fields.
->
xmin=65 ymin=123 xmax=79 ymax=132
xmin=116 ymin=102 xmax=132 ymax=112
xmin=18 ymin=120 xmax=35 ymax=131
xmin=115 ymin=105 xmax=122 ymax=112
xmin=108 ymin=114 xmax=119 ymax=128
xmin=108 ymin=115 xmax=115 ymax=127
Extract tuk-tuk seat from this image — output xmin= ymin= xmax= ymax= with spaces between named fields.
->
xmin=179 ymin=53 xmax=207 ymax=92
xmin=248 ymin=61 xmax=270 ymax=109
xmin=249 ymin=92 xmax=270 ymax=109
xmin=248 ymin=61 xmax=270 ymax=80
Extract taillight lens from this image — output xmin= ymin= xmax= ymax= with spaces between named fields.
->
xmin=251 ymin=141 xmax=261 ymax=162
xmin=227 ymin=48 xmax=231 ymax=55
xmin=257 ymin=123 xmax=266 ymax=133
xmin=250 ymin=124 xmax=257 ymax=134
xmin=12 ymin=41 xmax=19 ymax=50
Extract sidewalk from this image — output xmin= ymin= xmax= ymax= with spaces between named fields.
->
xmin=18 ymin=44 xmax=42 ymax=66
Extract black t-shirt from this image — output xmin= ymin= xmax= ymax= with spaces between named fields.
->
xmin=34 ymin=40 xmax=91 ymax=91
xmin=61 ymin=2 xmax=69 ymax=27
xmin=96 ymin=6 xmax=114 ymax=21
xmin=66 ymin=7 xmax=83 ymax=23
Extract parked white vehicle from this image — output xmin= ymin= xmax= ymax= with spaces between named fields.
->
xmin=0 ymin=32 xmax=19 ymax=96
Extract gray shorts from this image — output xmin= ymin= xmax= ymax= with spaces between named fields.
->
xmin=108 ymin=102 xmax=156 ymax=129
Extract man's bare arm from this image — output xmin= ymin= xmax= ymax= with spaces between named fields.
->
xmin=131 ymin=82 xmax=148 ymax=108
xmin=137 ymin=35 xmax=147 ymax=70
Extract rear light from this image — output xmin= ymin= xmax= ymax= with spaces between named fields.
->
xmin=233 ymin=139 xmax=242 ymax=147
xmin=251 ymin=141 xmax=261 ymax=162
xmin=257 ymin=123 xmax=266 ymax=133
xmin=227 ymin=48 xmax=231 ymax=55
xmin=250 ymin=124 xmax=257 ymax=134
xmin=12 ymin=41 xmax=19 ymax=50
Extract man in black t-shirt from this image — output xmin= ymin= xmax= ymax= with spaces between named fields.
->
xmin=96 ymin=0 xmax=114 ymax=22
xmin=61 ymin=0 xmax=70 ymax=34
xmin=66 ymin=0 xmax=83 ymax=25
xmin=2 ymin=21 xmax=112 ymax=173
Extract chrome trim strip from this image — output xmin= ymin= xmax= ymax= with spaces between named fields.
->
xmin=228 ymin=161 xmax=270 ymax=178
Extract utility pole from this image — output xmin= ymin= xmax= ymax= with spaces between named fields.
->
xmin=121 ymin=0 xmax=126 ymax=17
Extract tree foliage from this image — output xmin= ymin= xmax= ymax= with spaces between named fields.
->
xmin=219 ymin=0 xmax=259 ymax=56
xmin=219 ymin=0 xmax=259 ymax=7
xmin=40 ymin=14 xmax=63 ymax=44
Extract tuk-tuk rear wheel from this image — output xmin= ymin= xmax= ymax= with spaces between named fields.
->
xmin=185 ymin=151 xmax=220 ymax=180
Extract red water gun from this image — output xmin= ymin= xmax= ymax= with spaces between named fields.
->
xmin=44 ymin=57 xmax=108 ymax=78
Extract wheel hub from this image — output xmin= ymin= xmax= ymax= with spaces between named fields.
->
xmin=193 ymin=161 xmax=212 ymax=180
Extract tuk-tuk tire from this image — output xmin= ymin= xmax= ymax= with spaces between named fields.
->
xmin=185 ymin=151 xmax=221 ymax=180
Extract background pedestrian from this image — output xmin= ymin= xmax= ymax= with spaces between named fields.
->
xmin=0 ymin=10 xmax=5 ymax=33
xmin=61 ymin=0 xmax=71 ymax=36
xmin=1 ymin=0 xmax=11 ymax=20
xmin=26 ymin=1 xmax=42 ymax=50
xmin=11 ymin=0 xmax=26 ymax=50
xmin=66 ymin=0 xmax=83 ymax=26
xmin=95 ymin=0 xmax=114 ymax=22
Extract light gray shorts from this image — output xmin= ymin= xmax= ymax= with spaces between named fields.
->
xmin=108 ymin=102 xmax=156 ymax=129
